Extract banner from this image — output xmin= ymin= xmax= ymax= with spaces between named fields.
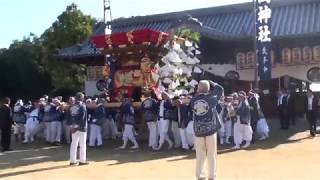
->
xmin=255 ymin=0 xmax=272 ymax=80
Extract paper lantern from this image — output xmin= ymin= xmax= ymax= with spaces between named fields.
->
xmin=313 ymin=45 xmax=320 ymax=61
xmin=236 ymin=52 xmax=246 ymax=69
xmin=246 ymin=51 xmax=255 ymax=67
xmin=282 ymin=48 xmax=291 ymax=64
xmin=292 ymin=48 xmax=302 ymax=63
xmin=302 ymin=46 xmax=312 ymax=62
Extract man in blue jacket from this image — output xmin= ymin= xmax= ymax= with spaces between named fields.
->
xmin=190 ymin=80 xmax=223 ymax=180
xmin=140 ymin=91 xmax=159 ymax=150
xmin=69 ymin=92 xmax=88 ymax=166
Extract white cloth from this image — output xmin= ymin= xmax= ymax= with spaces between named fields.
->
xmin=147 ymin=121 xmax=158 ymax=148
xmin=257 ymin=118 xmax=269 ymax=137
xmin=49 ymin=121 xmax=62 ymax=143
xmin=89 ymin=124 xmax=102 ymax=146
xmin=194 ymin=133 xmax=217 ymax=180
xmin=233 ymin=118 xmax=253 ymax=146
xmin=70 ymin=131 xmax=87 ymax=163
xmin=171 ymin=121 xmax=181 ymax=148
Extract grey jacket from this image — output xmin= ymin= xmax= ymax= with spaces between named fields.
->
xmin=190 ymin=81 xmax=224 ymax=137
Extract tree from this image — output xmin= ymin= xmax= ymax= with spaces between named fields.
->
xmin=0 ymin=35 xmax=52 ymax=100
xmin=41 ymin=3 xmax=96 ymax=91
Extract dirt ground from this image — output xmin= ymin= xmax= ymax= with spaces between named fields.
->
xmin=0 ymin=118 xmax=320 ymax=180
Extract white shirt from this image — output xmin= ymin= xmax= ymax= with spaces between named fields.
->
xmin=278 ymin=95 xmax=283 ymax=106
xmin=308 ymin=95 xmax=314 ymax=110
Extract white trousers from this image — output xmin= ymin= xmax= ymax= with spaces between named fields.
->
xmin=158 ymin=119 xmax=172 ymax=148
xmin=186 ymin=121 xmax=195 ymax=147
xmin=171 ymin=121 xmax=181 ymax=148
xmin=44 ymin=122 xmax=51 ymax=142
xmin=70 ymin=131 xmax=87 ymax=163
xmin=225 ymin=120 xmax=232 ymax=138
xmin=34 ymin=122 xmax=45 ymax=138
xmin=179 ymin=128 xmax=189 ymax=149
xmin=147 ymin=121 xmax=158 ymax=148
xmin=195 ymin=134 xmax=217 ymax=180
xmin=122 ymin=124 xmax=138 ymax=146
xmin=234 ymin=121 xmax=253 ymax=146
xmin=89 ymin=124 xmax=102 ymax=146
xmin=63 ymin=121 xmax=71 ymax=144
xmin=102 ymin=119 xmax=119 ymax=139
xmin=219 ymin=121 xmax=232 ymax=139
xmin=49 ymin=121 xmax=62 ymax=143
xmin=24 ymin=118 xmax=38 ymax=142
xmin=14 ymin=123 xmax=25 ymax=135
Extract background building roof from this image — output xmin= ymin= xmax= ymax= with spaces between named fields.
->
xmin=106 ymin=0 xmax=320 ymax=39
xmin=58 ymin=0 xmax=320 ymax=59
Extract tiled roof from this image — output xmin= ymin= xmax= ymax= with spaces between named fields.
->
xmin=58 ymin=0 xmax=320 ymax=58
xmin=57 ymin=40 xmax=103 ymax=59
xmin=110 ymin=0 xmax=320 ymax=39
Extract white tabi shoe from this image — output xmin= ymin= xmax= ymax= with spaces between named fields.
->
xmin=119 ymin=145 xmax=126 ymax=149
xmin=131 ymin=145 xmax=139 ymax=149
xmin=232 ymin=145 xmax=240 ymax=150
xmin=242 ymin=142 xmax=251 ymax=148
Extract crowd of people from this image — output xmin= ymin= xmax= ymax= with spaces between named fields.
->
xmin=0 ymin=84 xmax=270 ymax=153
xmin=1 ymin=81 xmax=319 ymax=179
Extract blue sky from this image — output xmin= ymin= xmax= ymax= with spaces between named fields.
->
xmin=0 ymin=0 xmax=250 ymax=48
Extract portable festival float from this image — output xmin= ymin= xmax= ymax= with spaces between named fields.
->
xmin=58 ymin=27 xmax=202 ymax=108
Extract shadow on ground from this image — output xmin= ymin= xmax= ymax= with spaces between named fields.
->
xmin=0 ymin=117 xmax=316 ymax=179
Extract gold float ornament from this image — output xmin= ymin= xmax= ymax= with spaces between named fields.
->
xmin=105 ymin=35 xmax=112 ymax=49
xmin=156 ymin=32 xmax=164 ymax=46
xmin=126 ymin=30 xmax=134 ymax=44
xmin=140 ymin=54 xmax=156 ymax=87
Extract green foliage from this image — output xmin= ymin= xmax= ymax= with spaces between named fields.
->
xmin=40 ymin=3 xmax=95 ymax=91
xmin=0 ymin=35 xmax=52 ymax=100
xmin=176 ymin=28 xmax=201 ymax=43
xmin=0 ymin=3 xmax=96 ymax=100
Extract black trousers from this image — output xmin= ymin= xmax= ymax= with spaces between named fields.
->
xmin=306 ymin=111 xmax=317 ymax=135
xmin=1 ymin=128 xmax=11 ymax=151
xmin=288 ymin=110 xmax=296 ymax=125
xmin=279 ymin=108 xmax=289 ymax=129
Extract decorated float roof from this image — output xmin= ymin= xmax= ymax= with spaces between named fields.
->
xmin=57 ymin=0 xmax=320 ymax=59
